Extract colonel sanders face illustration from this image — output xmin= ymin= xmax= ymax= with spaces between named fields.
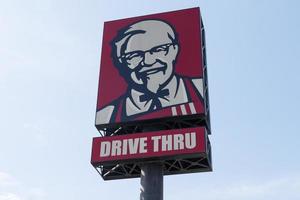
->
xmin=96 ymin=17 xmax=206 ymax=126
xmin=112 ymin=20 xmax=179 ymax=94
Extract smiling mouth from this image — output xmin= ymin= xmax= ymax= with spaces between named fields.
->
xmin=139 ymin=66 xmax=167 ymax=77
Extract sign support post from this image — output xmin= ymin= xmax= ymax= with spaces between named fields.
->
xmin=140 ymin=162 xmax=163 ymax=200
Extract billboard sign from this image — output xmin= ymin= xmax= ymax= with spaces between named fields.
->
xmin=95 ymin=7 xmax=208 ymax=129
xmin=92 ymin=7 xmax=212 ymax=180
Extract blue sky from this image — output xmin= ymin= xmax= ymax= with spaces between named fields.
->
xmin=1 ymin=0 xmax=300 ymax=199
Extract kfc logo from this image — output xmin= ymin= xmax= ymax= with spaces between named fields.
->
xmin=96 ymin=8 xmax=206 ymax=125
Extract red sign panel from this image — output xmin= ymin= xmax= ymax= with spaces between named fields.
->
xmin=96 ymin=7 xmax=206 ymax=127
xmin=91 ymin=127 xmax=207 ymax=165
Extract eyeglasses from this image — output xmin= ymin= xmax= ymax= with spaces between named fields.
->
xmin=119 ymin=43 xmax=174 ymax=67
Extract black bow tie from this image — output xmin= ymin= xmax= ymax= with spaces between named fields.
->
xmin=139 ymin=89 xmax=170 ymax=109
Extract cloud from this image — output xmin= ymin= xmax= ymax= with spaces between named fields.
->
xmin=205 ymin=177 xmax=300 ymax=200
xmin=169 ymin=174 xmax=300 ymax=200
xmin=0 ymin=171 xmax=46 ymax=200
xmin=0 ymin=172 xmax=19 ymax=187
xmin=0 ymin=193 xmax=21 ymax=200
xmin=26 ymin=188 xmax=46 ymax=200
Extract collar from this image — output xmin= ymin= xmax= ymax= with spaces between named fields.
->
xmin=125 ymin=75 xmax=188 ymax=116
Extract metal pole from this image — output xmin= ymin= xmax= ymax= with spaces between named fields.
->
xmin=140 ymin=162 xmax=163 ymax=200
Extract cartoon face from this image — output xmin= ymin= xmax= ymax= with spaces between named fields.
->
xmin=112 ymin=20 xmax=179 ymax=93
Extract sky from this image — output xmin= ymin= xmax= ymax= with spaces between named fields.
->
xmin=1 ymin=0 xmax=300 ymax=200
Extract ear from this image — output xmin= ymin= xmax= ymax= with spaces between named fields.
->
xmin=169 ymin=44 xmax=179 ymax=60
xmin=173 ymin=44 xmax=179 ymax=55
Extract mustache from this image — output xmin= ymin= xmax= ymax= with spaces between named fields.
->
xmin=133 ymin=60 xmax=167 ymax=80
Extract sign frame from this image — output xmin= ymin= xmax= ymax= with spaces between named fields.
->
xmin=95 ymin=7 xmax=210 ymax=135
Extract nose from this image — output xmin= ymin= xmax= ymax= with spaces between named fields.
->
xmin=142 ymin=51 xmax=156 ymax=66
